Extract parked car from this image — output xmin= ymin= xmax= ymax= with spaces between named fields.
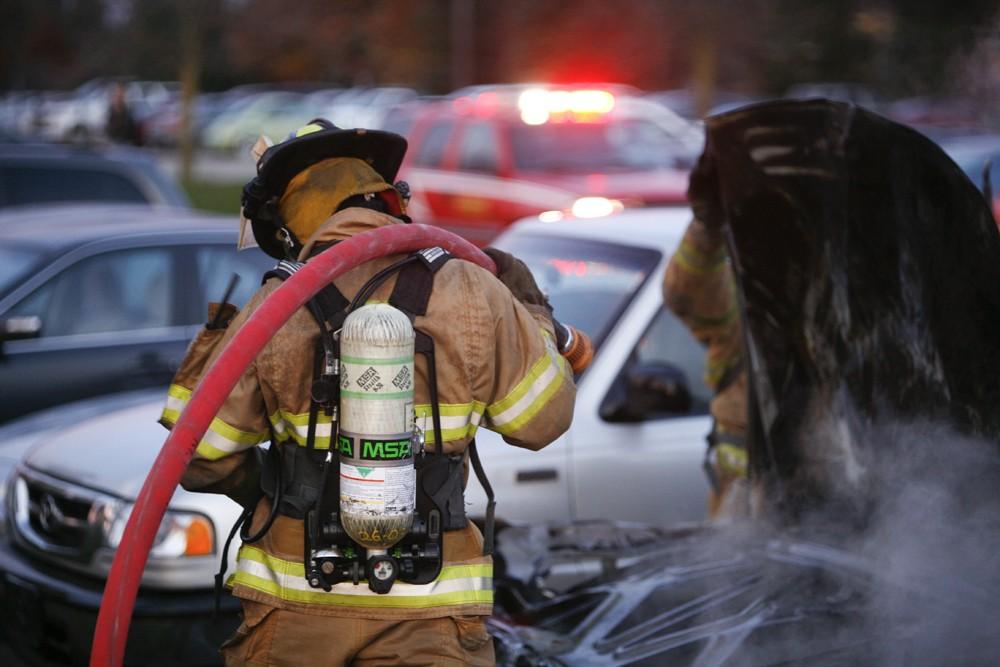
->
xmin=0 ymin=142 xmax=190 ymax=209
xmin=397 ymin=84 xmax=698 ymax=245
xmin=317 ymin=86 xmax=420 ymax=130
xmin=200 ymin=90 xmax=307 ymax=152
xmin=0 ymin=205 xmax=710 ymax=664
xmin=0 ymin=390 xmax=244 ymax=666
xmin=0 ymin=204 xmax=271 ymax=423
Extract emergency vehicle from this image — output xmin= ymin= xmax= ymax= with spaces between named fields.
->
xmin=395 ymin=85 xmax=697 ymax=245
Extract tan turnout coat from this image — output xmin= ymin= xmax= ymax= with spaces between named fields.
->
xmin=162 ymin=208 xmax=576 ymax=621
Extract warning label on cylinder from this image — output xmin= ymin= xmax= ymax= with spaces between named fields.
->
xmin=341 ymin=360 xmax=414 ymax=397
xmin=340 ymin=463 xmax=415 ymax=514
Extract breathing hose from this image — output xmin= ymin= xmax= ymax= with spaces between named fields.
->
xmin=89 ymin=224 xmax=495 ymax=667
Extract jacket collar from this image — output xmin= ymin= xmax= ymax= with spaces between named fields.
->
xmin=297 ymin=207 xmax=403 ymax=261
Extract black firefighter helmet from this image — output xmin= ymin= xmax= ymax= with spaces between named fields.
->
xmin=241 ymin=118 xmax=408 ymax=259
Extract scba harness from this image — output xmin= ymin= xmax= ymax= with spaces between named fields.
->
xmin=240 ymin=247 xmax=495 ymax=596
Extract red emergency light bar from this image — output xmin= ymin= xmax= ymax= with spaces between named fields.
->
xmin=519 ymin=88 xmax=616 ymax=125
xmin=451 ymin=87 xmax=617 ymax=124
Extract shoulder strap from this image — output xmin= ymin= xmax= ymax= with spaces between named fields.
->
xmin=265 ymin=260 xmax=350 ymax=317
xmin=388 ymin=247 xmax=453 ymax=317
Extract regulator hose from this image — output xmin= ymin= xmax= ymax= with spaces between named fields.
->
xmin=90 ymin=224 xmax=495 ymax=667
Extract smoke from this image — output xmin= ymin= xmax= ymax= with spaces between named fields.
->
xmin=489 ymin=410 xmax=1000 ymax=665
xmin=839 ymin=417 xmax=1000 ymax=666
xmin=746 ymin=406 xmax=1000 ymax=666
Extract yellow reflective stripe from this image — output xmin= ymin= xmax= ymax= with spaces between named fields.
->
xmin=435 ymin=563 xmax=493 ymax=581
xmin=194 ymin=416 xmax=269 ymax=460
xmin=162 ymin=384 xmax=267 ymax=459
xmin=294 ymin=123 xmax=325 ymax=137
xmin=232 ymin=546 xmax=493 ymax=608
xmin=160 ymin=383 xmax=192 ymax=427
xmin=269 ymin=410 xmax=333 ymax=449
xmin=414 ymin=402 xmax=486 ymax=445
xmin=714 ymin=443 xmax=749 ymax=477
xmin=705 ymin=352 xmax=742 ymax=387
xmin=689 ymin=302 xmax=738 ymax=329
xmin=673 ymin=238 xmax=727 ymax=276
xmin=486 ymin=342 xmax=569 ymax=434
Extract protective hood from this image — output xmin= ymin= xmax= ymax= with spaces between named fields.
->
xmin=279 ymin=157 xmax=399 ymax=243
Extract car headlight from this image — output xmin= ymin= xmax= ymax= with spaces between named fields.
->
xmin=104 ymin=503 xmax=215 ymax=558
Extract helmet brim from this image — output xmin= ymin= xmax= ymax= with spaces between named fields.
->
xmin=258 ymin=127 xmax=408 ymax=199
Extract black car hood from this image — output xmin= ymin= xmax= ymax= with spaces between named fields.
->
xmin=705 ymin=100 xmax=1000 ymax=518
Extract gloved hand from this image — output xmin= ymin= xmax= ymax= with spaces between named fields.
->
xmin=687 ymin=148 xmax=725 ymax=232
xmin=482 ymin=248 xmax=552 ymax=312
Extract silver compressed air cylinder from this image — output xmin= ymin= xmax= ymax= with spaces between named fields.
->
xmin=337 ymin=303 xmax=416 ymax=550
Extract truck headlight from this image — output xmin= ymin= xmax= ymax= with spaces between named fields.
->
xmin=105 ymin=504 xmax=215 ymax=558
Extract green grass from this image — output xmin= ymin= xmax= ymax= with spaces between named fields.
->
xmin=182 ymin=180 xmax=244 ymax=215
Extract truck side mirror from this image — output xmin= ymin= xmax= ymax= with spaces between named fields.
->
xmin=600 ymin=360 xmax=693 ymax=422
xmin=1 ymin=316 xmax=42 ymax=342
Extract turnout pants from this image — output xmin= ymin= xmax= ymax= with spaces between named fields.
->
xmin=222 ymin=599 xmax=495 ymax=667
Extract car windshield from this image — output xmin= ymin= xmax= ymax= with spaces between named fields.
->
xmin=509 ymin=118 xmax=684 ymax=172
xmin=0 ymin=246 xmax=42 ymax=294
xmin=494 ymin=233 xmax=661 ymax=349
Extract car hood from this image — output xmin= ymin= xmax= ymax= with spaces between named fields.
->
xmin=526 ymin=169 xmax=689 ymax=204
xmin=18 ymin=390 xmax=179 ymax=499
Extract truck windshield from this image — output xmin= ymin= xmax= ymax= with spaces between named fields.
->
xmin=494 ymin=233 xmax=661 ymax=349
xmin=510 ymin=118 xmax=684 ymax=172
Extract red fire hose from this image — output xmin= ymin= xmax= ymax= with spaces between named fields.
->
xmin=90 ymin=224 xmax=495 ymax=667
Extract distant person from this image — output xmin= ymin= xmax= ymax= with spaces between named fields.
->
xmin=105 ymin=82 xmax=141 ymax=146
xmin=662 ymin=152 xmax=749 ymax=519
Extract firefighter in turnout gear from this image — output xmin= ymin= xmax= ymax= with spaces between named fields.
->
xmin=161 ymin=120 xmax=577 ymax=665
xmin=662 ymin=150 xmax=749 ymax=519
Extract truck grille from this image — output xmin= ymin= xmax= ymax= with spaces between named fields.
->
xmin=10 ymin=468 xmax=117 ymax=561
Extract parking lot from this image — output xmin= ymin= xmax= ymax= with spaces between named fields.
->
xmin=4 ymin=3 xmax=1000 ymax=665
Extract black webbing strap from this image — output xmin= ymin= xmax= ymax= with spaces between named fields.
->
xmin=305 ymin=336 xmax=324 ymax=453
xmin=214 ymin=506 xmax=250 ymax=619
xmin=265 ymin=259 xmax=351 ymax=327
xmin=388 ymin=247 xmax=452 ymax=316
xmin=468 ymin=440 xmax=496 ymax=555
